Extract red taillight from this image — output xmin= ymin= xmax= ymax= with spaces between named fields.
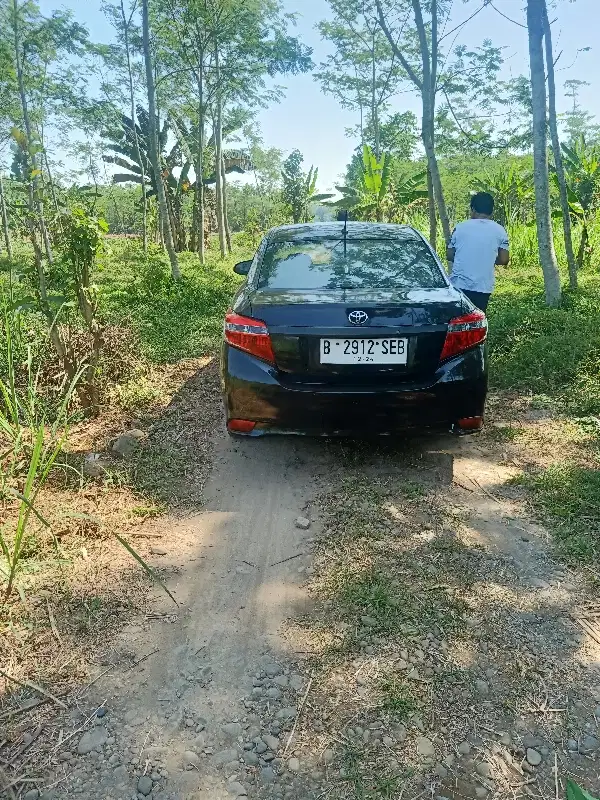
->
xmin=440 ymin=310 xmax=487 ymax=362
xmin=457 ymin=416 xmax=483 ymax=431
xmin=224 ymin=311 xmax=275 ymax=364
xmin=228 ymin=419 xmax=256 ymax=433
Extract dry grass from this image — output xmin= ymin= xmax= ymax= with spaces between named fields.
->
xmin=0 ymin=356 xmax=222 ymax=795
xmin=280 ymin=413 xmax=600 ymax=800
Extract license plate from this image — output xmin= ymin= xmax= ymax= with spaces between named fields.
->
xmin=320 ymin=338 xmax=408 ymax=364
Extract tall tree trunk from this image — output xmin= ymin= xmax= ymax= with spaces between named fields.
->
xmin=11 ymin=0 xmax=53 ymax=265
xmin=412 ymin=0 xmax=451 ymax=243
xmin=120 ymin=0 xmax=148 ymax=255
xmin=0 ymin=174 xmax=13 ymax=259
xmin=527 ymin=0 xmax=561 ymax=306
xmin=542 ymin=5 xmax=576 ymax=290
xmin=576 ymin=224 xmax=588 ymax=270
xmin=213 ymin=43 xmax=226 ymax=258
xmin=142 ymin=0 xmax=180 ymax=279
xmin=221 ymin=158 xmax=232 ymax=253
xmin=427 ymin=166 xmax=437 ymax=249
xmin=195 ymin=67 xmax=205 ymax=264
xmin=371 ymin=33 xmax=380 ymax=159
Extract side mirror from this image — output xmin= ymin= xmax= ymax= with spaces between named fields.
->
xmin=233 ymin=259 xmax=252 ymax=276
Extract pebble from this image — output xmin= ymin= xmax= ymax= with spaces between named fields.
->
xmin=265 ymin=664 xmax=282 ymax=678
xmin=227 ymin=782 xmax=247 ymax=796
xmin=361 ymin=616 xmax=377 ymax=627
xmin=262 ymin=736 xmax=280 ymax=752
xmin=24 ymin=791 xmax=40 ymax=800
xmin=567 ymin=739 xmax=578 ymax=751
xmin=261 ymin=767 xmax=276 ymax=783
xmin=322 ymin=749 xmax=335 ymax=765
xmin=183 ymin=751 xmax=200 ymax=768
xmin=475 ymin=680 xmax=490 ymax=696
xmin=223 ymin=722 xmax=243 ymax=738
xmin=274 ymin=675 xmax=289 ymax=688
xmin=458 ymin=742 xmax=471 ymax=755
xmin=243 ymin=752 xmax=259 ymax=766
xmin=526 ymin=749 xmax=542 ymax=766
xmin=255 ymin=741 xmax=268 ymax=754
xmin=476 ymin=762 xmax=492 ymax=778
xmin=136 ymin=776 xmax=153 ymax=796
xmin=416 ymin=737 xmax=435 ymax=758
xmin=150 ymin=546 xmax=167 ymax=556
xmin=275 ymin=707 xmax=296 ymax=721
xmin=295 ymin=517 xmax=311 ymax=530
xmin=212 ymin=749 xmax=239 ymax=766
xmin=288 ymin=757 xmax=300 ymax=772
xmin=266 ymin=687 xmax=282 ymax=700
xmin=582 ymin=736 xmax=600 ymax=752
xmin=77 ymin=728 xmax=107 ymax=755
xmin=289 ymin=674 xmax=304 ymax=692
xmin=434 ymin=763 xmax=448 ymax=780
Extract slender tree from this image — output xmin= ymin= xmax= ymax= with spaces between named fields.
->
xmin=119 ymin=0 xmax=148 ymax=254
xmin=527 ymin=0 xmax=561 ymax=306
xmin=141 ymin=0 xmax=180 ymax=278
xmin=542 ymin=5 xmax=576 ymax=289
xmin=0 ymin=172 xmax=12 ymax=258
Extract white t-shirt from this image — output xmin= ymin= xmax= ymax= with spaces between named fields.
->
xmin=449 ymin=219 xmax=509 ymax=294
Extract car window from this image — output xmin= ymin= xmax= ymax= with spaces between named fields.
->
xmin=257 ymin=237 xmax=446 ymax=290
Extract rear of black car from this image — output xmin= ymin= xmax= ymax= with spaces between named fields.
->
xmin=221 ymin=223 xmax=488 ymax=436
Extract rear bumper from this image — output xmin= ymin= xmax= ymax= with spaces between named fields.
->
xmin=221 ymin=344 xmax=488 ymax=436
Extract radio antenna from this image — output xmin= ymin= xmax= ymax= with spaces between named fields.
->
xmin=337 ymin=209 xmax=348 ymax=256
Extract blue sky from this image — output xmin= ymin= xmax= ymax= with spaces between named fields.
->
xmin=39 ymin=0 xmax=599 ymax=190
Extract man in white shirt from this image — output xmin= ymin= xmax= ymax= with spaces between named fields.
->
xmin=446 ymin=192 xmax=510 ymax=312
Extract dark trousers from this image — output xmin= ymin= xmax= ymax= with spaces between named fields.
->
xmin=462 ymin=290 xmax=491 ymax=312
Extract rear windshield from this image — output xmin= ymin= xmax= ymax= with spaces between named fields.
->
xmin=257 ymin=237 xmax=446 ymax=290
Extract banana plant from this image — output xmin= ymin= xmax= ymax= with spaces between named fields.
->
xmin=551 ymin=137 xmax=600 ymax=270
xmin=473 ymin=164 xmax=534 ymax=231
xmin=329 ymin=145 xmax=426 ymax=223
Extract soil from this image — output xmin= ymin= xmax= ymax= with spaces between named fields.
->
xmin=2 ymin=375 xmax=600 ymax=800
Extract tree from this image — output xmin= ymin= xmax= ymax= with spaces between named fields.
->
xmin=331 ymin=144 xmax=427 ymax=223
xmin=317 ymin=0 xmax=404 ymax=158
xmin=563 ymin=80 xmax=600 ymax=147
xmin=374 ymin=0 xmax=503 ymax=245
xmin=281 ymin=149 xmax=333 ymax=224
xmin=141 ymin=0 xmax=180 ymax=279
xmin=542 ymin=6 xmax=576 ymax=290
xmin=526 ymin=0 xmax=561 ymax=306
xmin=102 ymin=0 xmax=149 ymax=254
xmin=557 ymin=138 xmax=600 ymax=271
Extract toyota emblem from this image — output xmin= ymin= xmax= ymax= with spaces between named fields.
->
xmin=348 ymin=310 xmax=369 ymax=325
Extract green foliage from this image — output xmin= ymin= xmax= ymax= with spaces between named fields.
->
xmin=514 ymin=464 xmax=600 ymax=562
xmin=567 ymin=780 xmax=599 ymax=800
xmin=473 ymin=164 xmax=534 ymax=230
xmin=333 ymin=145 xmax=426 ymax=223
xmin=281 ymin=149 xmax=333 ymax=224
xmin=99 ymin=239 xmax=245 ymax=363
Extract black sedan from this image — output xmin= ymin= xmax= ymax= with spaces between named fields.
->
xmin=220 ymin=222 xmax=488 ymax=437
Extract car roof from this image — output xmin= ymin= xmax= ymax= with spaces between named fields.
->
xmin=266 ymin=222 xmax=423 ymax=244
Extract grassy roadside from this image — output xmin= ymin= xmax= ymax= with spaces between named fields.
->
xmin=0 ymin=239 xmax=246 ymax=704
xmin=485 ymin=260 xmax=600 ymax=563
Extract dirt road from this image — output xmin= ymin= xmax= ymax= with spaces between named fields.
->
xmin=36 ymin=421 xmax=600 ymax=800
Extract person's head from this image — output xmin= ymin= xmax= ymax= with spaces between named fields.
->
xmin=470 ymin=191 xmax=494 ymax=219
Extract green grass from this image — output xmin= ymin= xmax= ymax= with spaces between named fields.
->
xmin=512 ymin=464 xmax=600 ymax=562
xmin=488 ymin=227 xmax=600 ymax=416
xmin=378 ymin=675 xmax=417 ymax=717
xmin=98 ymin=239 xmax=245 ymax=363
